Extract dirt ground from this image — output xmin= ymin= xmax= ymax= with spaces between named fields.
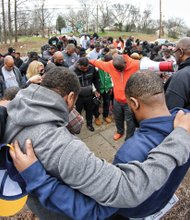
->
xmin=0 ymin=37 xmax=48 ymax=56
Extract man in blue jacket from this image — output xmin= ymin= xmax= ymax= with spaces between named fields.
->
xmin=10 ymin=71 xmax=190 ymax=220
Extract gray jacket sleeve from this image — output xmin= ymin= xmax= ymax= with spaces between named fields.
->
xmin=58 ymin=127 xmax=190 ymax=208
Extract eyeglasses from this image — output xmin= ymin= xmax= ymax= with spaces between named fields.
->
xmin=39 ymin=69 xmax=45 ymax=76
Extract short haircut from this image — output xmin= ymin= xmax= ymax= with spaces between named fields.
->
xmin=29 ymin=51 xmax=38 ymax=61
xmin=3 ymin=87 xmax=20 ymax=100
xmin=113 ymin=55 xmax=125 ymax=70
xmin=125 ymin=71 xmax=164 ymax=100
xmin=90 ymin=44 xmax=95 ymax=49
xmin=41 ymin=67 xmax=80 ymax=98
xmin=104 ymin=54 xmax=113 ymax=62
xmin=78 ymin=57 xmax=89 ymax=67
xmin=66 ymin=43 xmax=75 ymax=50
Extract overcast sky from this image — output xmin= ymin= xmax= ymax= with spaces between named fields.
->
xmin=45 ymin=0 xmax=190 ymax=27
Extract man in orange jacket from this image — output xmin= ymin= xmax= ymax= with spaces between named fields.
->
xmin=90 ymin=54 xmax=140 ymax=140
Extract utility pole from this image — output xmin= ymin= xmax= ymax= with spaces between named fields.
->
xmin=159 ymin=0 xmax=162 ymax=38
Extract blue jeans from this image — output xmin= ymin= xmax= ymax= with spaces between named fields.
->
xmin=113 ymin=99 xmax=136 ymax=140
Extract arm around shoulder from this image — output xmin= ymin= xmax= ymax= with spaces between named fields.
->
xmin=57 ymin=131 xmax=190 ymax=208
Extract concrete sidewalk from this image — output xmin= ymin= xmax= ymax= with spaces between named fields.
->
xmin=78 ymin=118 xmax=125 ymax=163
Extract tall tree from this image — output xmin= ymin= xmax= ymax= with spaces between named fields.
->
xmin=35 ymin=0 xmax=53 ymax=37
xmin=8 ymin=0 xmax=12 ymax=44
xmin=56 ymin=15 xmax=66 ymax=34
xmin=79 ymin=0 xmax=92 ymax=32
xmin=166 ymin=17 xmax=187 ymax=38
xmin=0 ymin=19 xmax=2 ymax=43
xmin=2 ymin=0 xmax=7 ymax=44
xmin=14 ymin=0 xmax=18 ymax=42
xmin=93 ymin=0 xmax=112 ymax=33
xmin=112 ymin=3 xmax=132 ymax=32
xmin=64 ymin=8 xmax=85 ymax=33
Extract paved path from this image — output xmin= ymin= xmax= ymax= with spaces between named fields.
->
xmin=78 ymin=118 xmax=124 ymax=163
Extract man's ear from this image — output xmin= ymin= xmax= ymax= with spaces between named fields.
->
xmin=65 ymin=92 xmax=75 ymax=109
xmin=179 ymin=48 xmax=184 ymax=57
xmin=129 ymin=97 xmax=139 ymax=110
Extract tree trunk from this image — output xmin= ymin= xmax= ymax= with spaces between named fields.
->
xmin=0 ymin=20 xmax=2 ymax=44
xmin=14 ymin=0 xmax=18 ymax=42
xmin=41 ymin=1 xmax=45 ymax=38
xmin=2 ymin=0 xmax=7 ymax=44
xmin=8 ymin=0 xmax=12 ymax=44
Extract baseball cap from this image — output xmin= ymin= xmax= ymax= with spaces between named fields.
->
xmin=8 ymin=47 xmax=15 ymax=54
xmin=0 ymin=144 xmax=28 ymax=217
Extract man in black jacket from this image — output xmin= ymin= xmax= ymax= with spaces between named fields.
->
xmin=48 ymin=35 xmax=59 ymax=46
xmin=70 ymin=57 xmax=100 ymax=131
xmin=165 ymin=37 xmax=190 ymax=109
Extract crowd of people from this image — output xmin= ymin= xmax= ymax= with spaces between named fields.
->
xmin=1 ymin=33 xmax=190 ymax=220
xmin=0 ymin=33 xmax=177 ymax=137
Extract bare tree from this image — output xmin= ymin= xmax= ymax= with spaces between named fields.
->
xmin=125 ymin=5 xmax=140 ymax=32
xmin=17 ymin=10 xmax=32 ymax=35
xmin=111 ymin=3 xmax=132 ymax=31
xmin=91 ymin=0 xmax=112 ymax=33
xmin=98 ymin=2 xmax=112 ymax=32
xmin=8 ymin=0 xmax=12 ymax=43
xmin=78 ymin=0 xmax=92 ymax=32
xmin=64 ymin=8 xmax=87 ymax=33
xmin=40 ymin=0 xmax=45 ymax=37
xmin=34 ymin=0 xmax=53 ymax=37
xmin=1 ymin=0 xmax=7 ymax=44
xmin=166 ymin=17 xmax=187 ymax=38
xmin=14 ymin=0 xmax=27 ymax=42
xmin=138 ymin=6 xmax=155 ymax=34
xmin=0 ymin=19 xmax=2 ymax=43
xmin=14 ymin=0 xmax=18 ymax=42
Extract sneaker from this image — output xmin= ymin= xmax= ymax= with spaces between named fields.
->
xmin=103 ymin=117 xmax=112 ymax=123
xmin=113 ymin=133 xmax=123 ymax=140
xmin=87 ymin=125 xmax=95 ymax=132
xmin=95 ymin=117 xmax=102 ymax=126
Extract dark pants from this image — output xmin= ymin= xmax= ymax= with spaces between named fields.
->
xmin=93 ymin=103 xmax=100 ymax=118
xmin=113 ymin=99 xmax=136 ymax=140
xmin=76 ymin=95 xmax=93 ymax=126
xmin=101 ymin=91 xmax=111 ymax=118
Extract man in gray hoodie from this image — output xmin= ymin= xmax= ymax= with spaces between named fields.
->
xmin=4 ymin=66 xmax=190 ymax=220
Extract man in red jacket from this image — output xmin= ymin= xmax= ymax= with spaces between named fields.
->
xmin=90 ymin=54 xmax=140 ymax=140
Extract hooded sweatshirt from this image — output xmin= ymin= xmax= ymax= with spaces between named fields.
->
xmin=3 ymin=84 xmax=190 ymax=212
